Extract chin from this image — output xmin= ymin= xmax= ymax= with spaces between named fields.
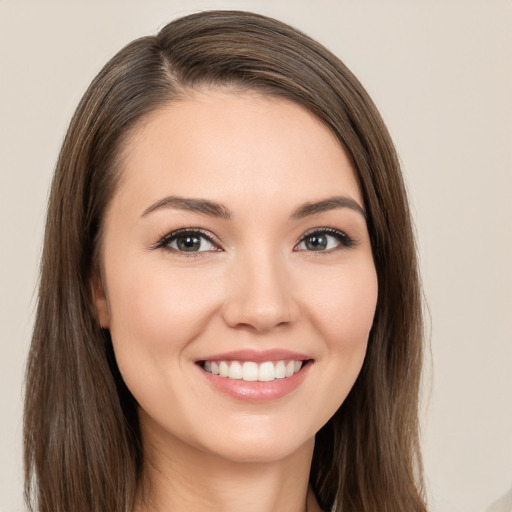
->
xmin=200 ymin=431 xmax=315 ymax=465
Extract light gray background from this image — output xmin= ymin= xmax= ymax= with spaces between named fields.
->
xmin=1 ymin=1 xmax=511 ymax=511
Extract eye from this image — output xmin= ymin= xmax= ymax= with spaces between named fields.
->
xmin=294 ymin=228 xmax=355 ymax=252
xmin=156 ymin=229 xmax=221 ymax=254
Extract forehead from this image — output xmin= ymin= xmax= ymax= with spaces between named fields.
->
xmin=113 ymin=88 xmax=362 ymax=215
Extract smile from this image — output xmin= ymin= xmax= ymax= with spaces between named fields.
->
xmin=197 ymin=350 xmax=313 ymax=402
xmin=203 ymin=360 xmax=303 ymax=382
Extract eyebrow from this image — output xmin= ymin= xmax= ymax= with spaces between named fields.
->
xmin=141 ymin=196 xmax=232 ymax=219
xmin=141 ymin=195 xmax=365 ymax=221
xmin=290 ymin=196 xmax=366 ymax=220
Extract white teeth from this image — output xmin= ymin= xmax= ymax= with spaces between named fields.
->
xmin=219 ymin=361 xmax=229 ymax=377
xmin=202 ymin=359 xmax=306 ymax=381
xmin=275 ymin=360 xmax=286 ymax=379
xmin=258 ymin=361 xmax=275 ymax=381
xmin=242 ymin=362 xmax=259 ymax=381
xmin=228 ymin=361 xmax=243 ymax=379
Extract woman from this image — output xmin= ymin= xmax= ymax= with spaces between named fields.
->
xmin=24 ymin=10 xmax=427 ymax=512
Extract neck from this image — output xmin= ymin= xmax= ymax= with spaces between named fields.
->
xmin=135 ymin=416 xmax=319 ymax=512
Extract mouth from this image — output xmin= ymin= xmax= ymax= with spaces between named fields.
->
xmin=195 ymin=349 xmax=313 ymax=401
xmin=199 ymin=358 xmax=310 ymax=382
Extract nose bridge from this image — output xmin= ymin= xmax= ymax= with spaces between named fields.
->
xmin=222 ymin=245 xmax=298 ymax=332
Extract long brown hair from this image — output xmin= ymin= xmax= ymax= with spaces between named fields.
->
xmin=24 ymin=10 xmax=426 ymax=512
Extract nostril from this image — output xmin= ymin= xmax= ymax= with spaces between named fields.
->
xmin=222 ymin=304 xmax=299 ymax=333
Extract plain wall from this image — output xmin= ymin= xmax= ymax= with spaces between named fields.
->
xmin=1 ymin=1 xmax=511 ymax=511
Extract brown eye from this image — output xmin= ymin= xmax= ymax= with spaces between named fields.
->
xmin=158 ymin=230 xmax=219 ymax=253
xmin=295 ymin=229 xmax=354 ymax=252
xmin=175 ymin=235 xmax=203 ymax=252
xmin=303 ymin=234 xmax=329 ymax=251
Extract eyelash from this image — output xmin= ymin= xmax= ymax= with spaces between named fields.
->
xmin=153 ymin=228 xmax=221 ymax=257
xmin=295 ymin=227 xmax=356 ymax=253
xmin=153 ymin=227 xmax=356 ymax=256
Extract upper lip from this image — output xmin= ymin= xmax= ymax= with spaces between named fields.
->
xmin=196 ymin=349 xmax=312 ymax=363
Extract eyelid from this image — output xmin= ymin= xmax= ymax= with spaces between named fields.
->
xmin=294 ymin=227 xmax=356 ymax=251
xmin=153 ymin=228 xmax=223 ymax=253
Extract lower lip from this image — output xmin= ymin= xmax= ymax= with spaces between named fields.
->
xmin=198 ymin=362 xmax=312 ymax=403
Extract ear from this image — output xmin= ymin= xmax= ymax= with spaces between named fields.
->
xmin=90 ymin=273 xmax=110 ymax=329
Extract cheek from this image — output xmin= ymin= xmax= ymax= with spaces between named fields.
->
xmin=283 ymin=259 xmax=378 ymax=432
xmin=300 ymin=259 xmax=378 ymax=408
xmin=302 ymin=261 xmax=378 ymax=349
xmin=105 ymin=261 xmax=223 ymax=391
xmin=108 ymin=262 xmax=218 ymax=339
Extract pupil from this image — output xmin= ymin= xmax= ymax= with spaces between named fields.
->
xmin=306 ymin=235 xmax=327 ymax=250
xmin=177 ymin=236 xmax=201 ymax=251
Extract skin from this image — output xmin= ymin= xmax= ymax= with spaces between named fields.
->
xmin=93 ymin=89 xmax=378 ymax=512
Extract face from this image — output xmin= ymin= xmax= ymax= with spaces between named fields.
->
xmin=93 ymin=89 xmax=378 ymax=463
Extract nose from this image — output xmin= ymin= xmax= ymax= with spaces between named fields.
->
xmin=222 ymin=251 xmax=300 ymax=333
